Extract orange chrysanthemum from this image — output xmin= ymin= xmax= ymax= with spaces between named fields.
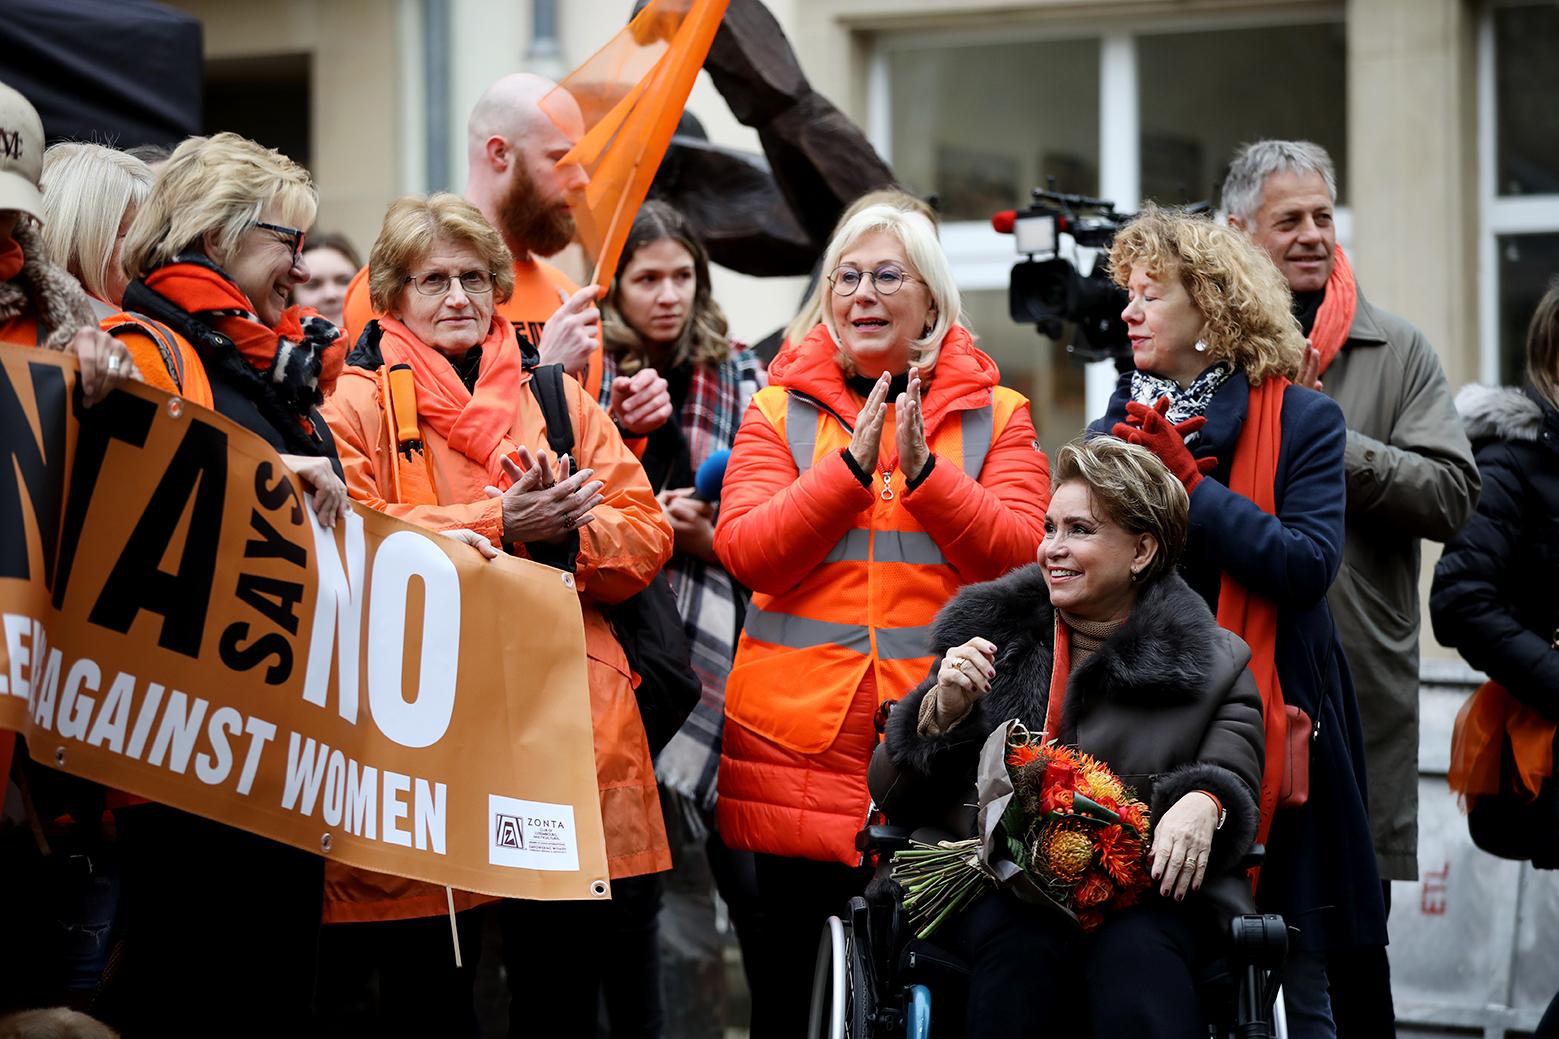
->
xmin=1075 ymin=870 xmax=1114 ymax=909
xmin=1007 ymin=743 xmax=1041 ymax=768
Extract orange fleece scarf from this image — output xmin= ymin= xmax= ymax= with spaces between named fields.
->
xmin=0 ymin=236 xmax=22 ymax=281
xmin=375 ymin=315 xmax=524 ymax=485
xmin=1309 ymin=247 xmax=1358 ymax=376
xmin=1216 ymin=375 xmax=1289 ymax=849
xmin=1045 ymin=616 xmax=1071 ymax=742
xmin=1449 ymin=681 xmax=1556 ymax=808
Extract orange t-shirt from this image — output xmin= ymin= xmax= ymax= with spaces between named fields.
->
xmin=340 ymin=257 xmax=603 ymax=400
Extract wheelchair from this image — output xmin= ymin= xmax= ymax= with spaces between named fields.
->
xmin=809 ymin=825 xmax=1291 ymax=1039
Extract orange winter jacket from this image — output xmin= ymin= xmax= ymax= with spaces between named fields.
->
xmin=713 ymin=324 xmax=1051 ymax=864
xmin=318 ymin=321 xmax=673 ymax=922
xmin=99 ymin=312 xmax=214 ymax=408
xmin=340 ymin=258 xmax=604 ymax=402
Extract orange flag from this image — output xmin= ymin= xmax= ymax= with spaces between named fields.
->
xmin=540 ymin=0 xmax=730 ymax=290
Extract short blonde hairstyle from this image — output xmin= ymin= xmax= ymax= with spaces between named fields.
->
xmin=368 ymin=193 xmax=515 ymax=314
xmin=1108 ymin=205 xmax=1305 ymax=386
xmin=818 ymin=203 xmax=960 ymax=372
xmin=121 ymin=132 xmax=316 ymax=279
xmin=40 ymin=143 xmax=153 ymax=301
xmin=784 ymin=189 xmax=939 ymax=347
xmin=1054 ymin=437 xmax=1188 ymax=584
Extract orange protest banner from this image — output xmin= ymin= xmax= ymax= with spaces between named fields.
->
xmin=541 ymin=0 xmax=730 ymax=290
xmin=0 ymin=343 xmax=610 ymax=900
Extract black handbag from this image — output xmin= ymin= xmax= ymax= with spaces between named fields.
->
xmin=527 ymin=363 xmax=701 ymax=756
xmin=1467 ymin=737 xmax=1559 ymax=870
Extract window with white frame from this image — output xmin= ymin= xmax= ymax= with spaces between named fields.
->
xmin=1484 ymin=1 xmax=1559 ymax=386
xmin=876 ymin=17 xmax=1346 ymax=453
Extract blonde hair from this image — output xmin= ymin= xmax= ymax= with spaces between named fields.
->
xmin=602 ymin=200 xmax=729 ymax=373
xmin=1054 ymin=437 xmax=1188 ymax=584
xmin=121 ymin=132 xmax=316 ymax=279
xmin=39 ymin=143 xmax=153 ymax=301
xmin=1108 ymin=205 xmax=1304 ymax=386
xmin=368 ymin=193 xmax=515 ymax=314
xmin=817 ymin=203 xmax=959 ymax=372
xmin=784 ymin=189 xmax=939 ymax=348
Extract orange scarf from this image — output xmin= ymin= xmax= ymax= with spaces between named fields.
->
xmin=1045 ymin=617 xmax=1071 ymax=742
xmin=1215 ymin=376 xmax=1290 ymax=848
xmin=1449 ymin=681 xmax=1557 ymax=809
xmin=375 ymin=316 xmax=524 ymax=485
xmin=1308 ymin=247 xmax=1358 ymax=376
xmin=0 ymin=236 xmax=22 ymax=281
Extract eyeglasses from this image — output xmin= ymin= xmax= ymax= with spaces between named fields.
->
xmin=404 ymin=270 xmax=496 ymax=296
xmin=828 ymin=264 xmax=918 ymax=297
xmin=253 ymin=221 xmax=306 ymax=265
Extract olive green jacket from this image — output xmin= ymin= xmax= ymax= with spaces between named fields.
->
xmin=1321 ymin=292 xmax=1480 ymax=881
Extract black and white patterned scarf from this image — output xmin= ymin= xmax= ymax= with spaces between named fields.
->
xmin=1129 ymin=362 xmax=1233 ymax=445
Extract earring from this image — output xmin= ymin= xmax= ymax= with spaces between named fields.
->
xmin=1194 ymin=340 xmax=1208 ymax=353
xmin=1129 ymin=568 xmax=1141 ymax=583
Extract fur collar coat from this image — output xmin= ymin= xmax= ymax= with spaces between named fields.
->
xmin=871 ymin=565 xmax=1263 ymax=877
xmin=0 ymin=222 xmax=96 ymax=350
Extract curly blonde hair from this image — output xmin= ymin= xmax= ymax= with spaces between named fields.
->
xmin=1108 ymin=205 xmax=1304 ymax=386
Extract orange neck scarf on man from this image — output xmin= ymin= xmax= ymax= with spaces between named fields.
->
xmin=375 ymin=315 xmax=524 ymax=486
xmin=1309 ymin=246 xmax=1358 ymax=376
xmin=1215 ymin=375 xmax=1290 ymax=850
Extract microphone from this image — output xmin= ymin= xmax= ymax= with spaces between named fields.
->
xmin=991 ymin=210 xmax=1017 ymax=234
xmin=693 ymin=449 xmax=731 ymax=503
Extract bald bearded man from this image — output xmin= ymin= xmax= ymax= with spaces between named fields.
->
xmin=342 ymin=74 xmax=671 ymax=435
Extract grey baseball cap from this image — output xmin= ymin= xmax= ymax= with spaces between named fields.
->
xmin=0 ymin=80 xmax=45 ymax=222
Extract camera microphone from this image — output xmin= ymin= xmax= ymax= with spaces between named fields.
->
xmin=693 ymin=449 xmax=732 ymax=503
xmin=991 ymin=210 xmax=1017 ymax=234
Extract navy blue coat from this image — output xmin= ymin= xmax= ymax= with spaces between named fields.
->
xmin=1091 ymin=369 xmax=1387 ymax=952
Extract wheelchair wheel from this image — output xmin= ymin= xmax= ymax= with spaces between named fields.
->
xmin=808 ymin=913 xmax=874 ymax=1038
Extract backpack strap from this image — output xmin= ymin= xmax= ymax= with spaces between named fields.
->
xmin=527 ymin=363 xmax=576 ymax=458
xmin=104 ymin=314 xmax=185 ymax=393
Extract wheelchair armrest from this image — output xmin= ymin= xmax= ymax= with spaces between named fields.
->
xmin=857 ymin=824 xmax=916 ymax=854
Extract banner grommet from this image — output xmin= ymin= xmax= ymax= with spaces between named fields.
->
xmin=320 ymin=833 xmax=334 ymax=853
xmin=166 ymin=398 xmax=183 ymax=419
xmin=590 ymin=879 xmax=609 ymax=898
xmin=561 ymin=573 xmax=575 ymax=590
xmin=54 ymin=746 xmax=65 ymax=767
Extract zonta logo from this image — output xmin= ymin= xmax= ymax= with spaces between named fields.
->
xmin=495 ymin=813 xmax=524 ymax=849
xmin=0 ymin=129 xmax=23 ymax=161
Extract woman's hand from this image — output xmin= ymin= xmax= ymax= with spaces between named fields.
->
xmin=486 ymin=447 xmax=604 ymax=545
xmin=930 ymin=637 xmax=998 ymax=727
xmin=1111 ymin=397 xmax=1218 ymax=492
xmin=609 ymin=368 xmax=673 ymax=436
xmin=439 ymin=528 xmax=500 ymax=560
xmin=848 ymin=371 xmax=892 ymax=475
xmin=657 ymin=487 xmax=717 ymax=564
xmin=70 ymin=327 xmax=142 ymax=407
xmin=1149 ymin=791 xmax=1220 ymax=900
xmin=895 ymin=366 xmax=931 ymax=481
xmin=279 ymin=453 xmax=351 ymax=529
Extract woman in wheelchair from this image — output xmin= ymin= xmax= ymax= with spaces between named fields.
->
xmin=868 ymin=437 xmax=1265 ymax=1038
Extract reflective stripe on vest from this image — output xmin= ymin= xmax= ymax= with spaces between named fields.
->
xmin=785 ymin=392 xmax=994 ymax=479
xmin=823 ymin=528 xmax=946 ymax=565
xmin=744 ymin=603 xmax=934 ymax=661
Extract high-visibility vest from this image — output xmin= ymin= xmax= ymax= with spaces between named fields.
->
xmin=723 ymin=386 xmax=1016 ymax=756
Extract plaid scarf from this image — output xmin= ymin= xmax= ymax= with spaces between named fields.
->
xmin=600 ymin=346 xmax=766 ymax=824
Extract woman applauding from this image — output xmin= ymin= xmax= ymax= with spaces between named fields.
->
xmin=871 ymin=437 xmax=1264 ymax=1039
xmin=320 ymin=193 xmax=672 ymax=1037
xmin=1089 ymin=206 xmax=1384 ymax=1037
xmin=713 ymin=201 xmax=1049 ymax=1039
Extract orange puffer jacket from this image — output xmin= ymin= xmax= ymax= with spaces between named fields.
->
xmin=318 ymin=323 xmax=673 ymax=921
xmin=713 ymin=323 xmax=1050 ymax=864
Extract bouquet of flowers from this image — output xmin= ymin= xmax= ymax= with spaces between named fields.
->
xmin=892 ymin=720 xmax=1153 ymax=938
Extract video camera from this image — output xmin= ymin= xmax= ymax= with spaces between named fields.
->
xmin=993 ymin=189 xmax=1132 ymax=363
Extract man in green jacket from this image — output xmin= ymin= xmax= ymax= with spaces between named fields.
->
xmin=1223 ymin=139 xmax=1481 ymax=1037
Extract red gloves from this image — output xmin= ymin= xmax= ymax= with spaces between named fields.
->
xmin=1111 ymin=397 xmax=1219 ymax=492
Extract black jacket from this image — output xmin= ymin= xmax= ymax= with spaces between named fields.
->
xmin=1432 ymin=385 xmax=1559 ymax=712
xmin=871 ymin=568 xmax=1263 ymax=881
xmin=122 ymin=267 xmax=341 ymax=466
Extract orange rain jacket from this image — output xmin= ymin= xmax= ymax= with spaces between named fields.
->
xmin=713 ymin=323 xmax=1051 ymax=864
xmin=99 ymin=312 xmax=214 ymax=408
xmin=318 ymin=321 xmax=674 ymax=922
